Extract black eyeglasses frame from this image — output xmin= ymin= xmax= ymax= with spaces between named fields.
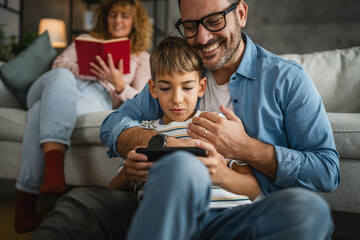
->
xmin=175 ymin=2 xmax=239 ymax=39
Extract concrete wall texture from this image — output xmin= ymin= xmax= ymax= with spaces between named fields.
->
xmin=19 ymin=0 xmax=360 ymax=54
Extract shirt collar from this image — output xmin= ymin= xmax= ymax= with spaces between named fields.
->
xmin=235 ymin=32 xmax=257 ymax=80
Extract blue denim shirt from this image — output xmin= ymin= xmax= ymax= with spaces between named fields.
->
xmin=100 ymin=33 xmax=340 ymax=195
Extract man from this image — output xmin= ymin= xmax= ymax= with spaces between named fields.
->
xmin=32 ymin=0 xmax=339 ymax=239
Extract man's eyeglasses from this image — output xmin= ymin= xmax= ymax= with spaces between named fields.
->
xmin=175 ymin=2 xmax=238 ymax=39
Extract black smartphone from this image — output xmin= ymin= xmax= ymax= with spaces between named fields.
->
xmin=135 ymin=147 xmax=206 ymax=162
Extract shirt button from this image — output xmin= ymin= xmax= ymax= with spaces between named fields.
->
xmin=267 ymin=188 xmax=272 ymax=193
xmin=234 ymin=99 xmax=238 ymax=103
xmin=232 ymin=77 xmax=236 ymax=81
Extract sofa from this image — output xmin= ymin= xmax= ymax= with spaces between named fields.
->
xmin=0 ymin=32 xmax=120 ymax=189
xmin=0 ymin=33 xmax=359 ymax=214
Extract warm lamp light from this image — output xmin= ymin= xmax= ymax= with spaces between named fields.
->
xmin=38 ymin=18 xmax=67 ymax=48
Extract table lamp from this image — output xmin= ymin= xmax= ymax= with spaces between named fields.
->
xmin=38 ymin=18 xmax=67 ymax=48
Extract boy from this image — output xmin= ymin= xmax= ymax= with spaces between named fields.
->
xmin=109 ymin=36 xmax=262 ymax=232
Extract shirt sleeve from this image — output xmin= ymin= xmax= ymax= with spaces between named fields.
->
xmin=100 ymin=84 xmax=163 ymax=158
xmin=273 ymin=69 xmax=340 ymax=193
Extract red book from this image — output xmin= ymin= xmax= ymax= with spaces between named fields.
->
xmin=75 ymin=37 xmax=130 ymax=77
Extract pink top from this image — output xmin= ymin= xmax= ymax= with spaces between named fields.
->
xmin=52 ymin=34 xmax=150 ymax=108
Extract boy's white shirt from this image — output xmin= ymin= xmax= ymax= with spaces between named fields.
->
xmin=133 ymin=110 xmax=264 ymax=208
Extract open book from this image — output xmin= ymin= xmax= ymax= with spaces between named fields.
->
xmin=75 ymin=37 xmax=130 ymax=77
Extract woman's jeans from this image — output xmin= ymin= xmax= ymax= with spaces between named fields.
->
xmin=16 ymin=68 xmax=112 ymax=194
xmin=31 ymin=151 xmax=334 ymax=240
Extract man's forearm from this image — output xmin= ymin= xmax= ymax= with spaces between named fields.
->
xmin=239 ymin=138 xmax=278 ymax=180
xmin=117 ymin=127 xmax=157 ymax=156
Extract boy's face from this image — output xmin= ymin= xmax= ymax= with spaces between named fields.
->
xmin=149 ymin=71 xmax=207 ymax=124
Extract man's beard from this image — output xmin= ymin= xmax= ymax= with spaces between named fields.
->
xmin=194 ymin=20 xmax=242 ymax=70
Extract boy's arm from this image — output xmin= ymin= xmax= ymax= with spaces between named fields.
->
xmin=196 ymin=140 xmax=261 ymax=201
xmin=108 ymin=167 xmax=133 ymax=191
xmin=109 ymin=149 xmax=155 ymax=190
xmin=221 ymin=162 xmax=261 ymax=201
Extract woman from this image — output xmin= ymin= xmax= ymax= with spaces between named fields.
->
xmin=14 ymin=0 xmax=153 ymax=233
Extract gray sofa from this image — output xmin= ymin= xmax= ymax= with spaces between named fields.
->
xmin=0 ymin=46 xmax=359 ymax=214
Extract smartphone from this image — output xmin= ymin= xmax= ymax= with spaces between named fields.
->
xmin=135 ymin=147 xmax=206 ymax=162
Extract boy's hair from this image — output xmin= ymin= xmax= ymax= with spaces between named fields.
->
xmin=150 ymin=36 xmax=203 ymax=82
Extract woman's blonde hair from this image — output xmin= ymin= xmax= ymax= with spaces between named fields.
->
xmin=90 ymin=0 xmax=153 ymax=54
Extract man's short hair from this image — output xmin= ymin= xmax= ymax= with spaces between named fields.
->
xmin=178 ymin=0 xmax=239 ymax=8
xmin=150 ymin=36 xmax=203 ymax=81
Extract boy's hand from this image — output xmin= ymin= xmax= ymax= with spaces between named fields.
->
xmin=124 ymin=147 xmax=154 ymax=182
xmin=195 ymin=140 xmax=227 ymax=185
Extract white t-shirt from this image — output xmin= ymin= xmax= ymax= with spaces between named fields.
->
xmin=199 ymin=71 xmax=234 ymax=112
xmin=139 ymin=111 xmax=253 ymax=208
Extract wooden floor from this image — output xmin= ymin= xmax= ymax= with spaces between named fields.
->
xmin=0 ymin=179 xmax=59 ymax=240
xmin=1 ymin=178 xmax=359 ymax=239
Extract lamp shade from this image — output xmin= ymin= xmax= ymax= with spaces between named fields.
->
xmin=38 ymin=18 xmax=67 ymax=48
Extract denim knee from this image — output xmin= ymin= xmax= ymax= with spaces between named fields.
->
xmin=50 ymin=68 xmax=76 ymax=83
xmin=153 ymin=151 xmax=211 ymax=192
xmin=283 ymin=188 xmax=333 ymax=232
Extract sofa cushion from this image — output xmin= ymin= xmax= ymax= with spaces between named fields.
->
xmin=0 ymin=108 xmax=113 ymax=144
xmin=328 ymin=112 xmax=360 ymax=160
xmin=0 ymin=31 xmax=57 ymax=109
xmin=0 ymin=108 xmax=26 ymax=141
xmin=72 ymin=110 xmax=114 ymax=144
xmin=280 ymin=46 xmax=360 ymax=113
xmin=0 ymin=77 xmax=23 ymax=109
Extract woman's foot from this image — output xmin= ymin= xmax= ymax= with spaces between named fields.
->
xmin=39 ymin=150 xmax=67 ymax=196
xmin=14 ymin=191 xmax=42 ymax=233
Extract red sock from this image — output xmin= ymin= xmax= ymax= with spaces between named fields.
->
xmin=14 ymin=191 xmax=42 ymax=233
xmin=39 ymin=150 xmax=67 ymax=196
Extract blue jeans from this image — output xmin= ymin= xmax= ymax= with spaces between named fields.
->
xmin=127 ymin=151 xmax=334 ymax=240
xmin=16 ymin=68 xmax=112 ymax=194
xmin=31 ymin=152 xmax=334 ymax=240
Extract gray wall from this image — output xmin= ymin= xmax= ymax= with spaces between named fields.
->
xmin=6 ymin=0 xmax=360 ymax=54
xmin=244 ymin=0 xmax=360 ymax=54
xmin=0 ymin=0 xmax=21 ymax=37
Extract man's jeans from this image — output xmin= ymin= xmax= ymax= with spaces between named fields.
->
xmin=16 ymin=68 xmax=112 ymax=194
xmin=32 ymin=151 xmax=334 ymax=240
xmin=127 ymin=151 xmax=334 ymax=239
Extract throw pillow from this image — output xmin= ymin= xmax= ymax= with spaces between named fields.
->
xmin=0 ymin=31 xmax=58 ymax=109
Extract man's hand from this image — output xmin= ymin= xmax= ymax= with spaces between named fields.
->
xmin=124 ymin=147 xmax=154 ymax=182
xmin=195 ymin=140 xmax=227 ymax=185
xmin=189 ymin=105 xmax=277 ymax=179
xmin=188 ymin=105 xmax=251 ymax=160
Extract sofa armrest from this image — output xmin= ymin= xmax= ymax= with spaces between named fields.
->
xmin=328 ymin=112 xmax=360 ymax=159
xmin=0 ymin=77 xmax=23 ymax=109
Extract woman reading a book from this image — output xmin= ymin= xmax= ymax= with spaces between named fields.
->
xmin=14 ymin=0 xmax=153 ymax=233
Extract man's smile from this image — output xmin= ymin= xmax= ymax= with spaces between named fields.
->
xmin=202 ymin=42 xmax=220 ymax=53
